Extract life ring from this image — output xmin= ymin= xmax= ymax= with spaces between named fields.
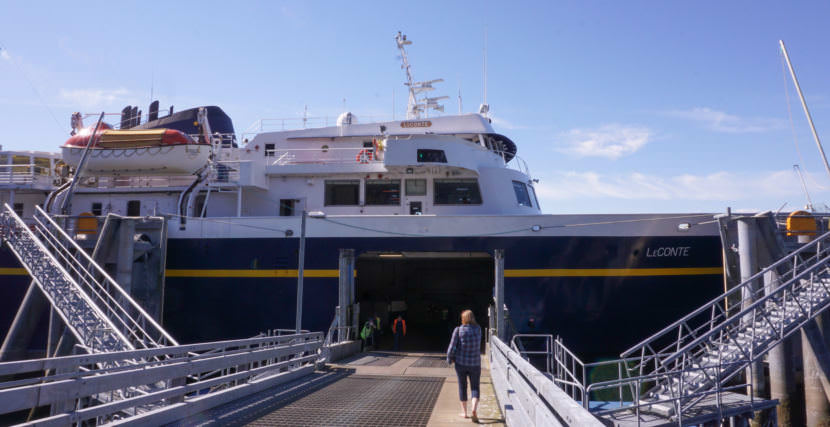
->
xmin=356 ymin=149 xmax=374 ymax=163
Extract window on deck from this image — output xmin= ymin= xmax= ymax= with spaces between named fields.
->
xmin=365 ymin=179 xmax=401 ymax=205
xmin=434 ymin=179 xmax=482 ymax=205
xmin=325 ymin=180 xmax=360 ymax=206
xmin=405 ymin=179 xmax=427 ymax=196
xmin=512 ymin=181 xmax=532 ymax=207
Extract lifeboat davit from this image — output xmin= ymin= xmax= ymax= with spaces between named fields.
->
xmin=61 ymin=125 xmax=210 ymax=176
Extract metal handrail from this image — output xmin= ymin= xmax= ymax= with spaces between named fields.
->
xmin=33 ymin=205 xmax=177 ymax=348
xmin=267 ymin=146 xmax=384 ymax=166
xmin=1 ymin=204 xmax=131 ymax=352
xmin=605 ymin=227 xmax=830 ymax=419
xmin=0 ymin=331 xmax=323 ymax=425
xmin=489 ymin=335 xmax=603 ymax=426
xmin=622 ymin=227 xmax=830 ymax=363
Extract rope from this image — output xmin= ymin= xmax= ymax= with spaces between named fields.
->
xmin=316 ymin=213 xmax=715 ymax=238
xmin=169 ymin=209 xmax=716 ymax=239
xmin=780 ymin=48 xmax=808 ymax=174
xmin=162 ymin=212 xmax=289 ymax=234
xmin=0 ymin=43 xmax=63 ymax=134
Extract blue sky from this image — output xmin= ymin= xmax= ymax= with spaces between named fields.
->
xmin=2 ymin=1 xmax=830 ymax=214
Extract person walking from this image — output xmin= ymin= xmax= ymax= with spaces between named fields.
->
xmin=392 ymin=314 xmax=406 ymax=351
xmin=360 ymin=319 xmax=375 ymax=351
xmin=447 ymin=309 xmax=482 ymax=422
xmin=372 ymin=313 xmax=381 ymax=349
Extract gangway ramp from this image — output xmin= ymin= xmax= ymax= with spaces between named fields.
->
xmin=178 ymin=351 xmax=504 ymax=426
xmin=0 ymin=204 xmax=175 ymax=355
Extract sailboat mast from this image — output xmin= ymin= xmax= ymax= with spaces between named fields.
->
xmin=779 ymin=40 xmax=830 ymax=181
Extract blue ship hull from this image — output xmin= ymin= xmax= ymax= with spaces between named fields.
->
xmin=0 ymin=234 xmax=723 ymax=362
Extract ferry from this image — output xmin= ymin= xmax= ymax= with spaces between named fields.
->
xmin=0 ymin=34 xmax=725 ymax=361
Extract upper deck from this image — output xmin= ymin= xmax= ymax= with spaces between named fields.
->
xmin=0 ymin=149 xmax=62 ymax=191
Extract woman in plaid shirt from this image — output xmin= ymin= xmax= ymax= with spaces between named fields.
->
xmin=447 ymin=309 xmax=482 ymax=422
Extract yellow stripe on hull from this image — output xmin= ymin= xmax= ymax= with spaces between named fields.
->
xmin=165 ymin=269 xmax=341 ymax=278
xmin=0 ymin=268 xmax=28 ymax=276
xmin=162 ymin=267 xmax=722 ymax=279
xmin=505 ymin=267 xmax=722 ymax=278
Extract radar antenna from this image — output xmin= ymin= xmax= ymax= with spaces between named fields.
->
xmin=396 ymin=32 xmax=446 ymax=119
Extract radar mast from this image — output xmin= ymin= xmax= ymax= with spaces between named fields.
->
xmin=396 ymin=32 xmax=448 ymax=119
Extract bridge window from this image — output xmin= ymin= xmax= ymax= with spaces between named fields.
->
xmin=91 ymin=202 xmax=103 ymax=216
xmin=264 ymin=143 xmax=276 ymax=157
xmin=405 ymin=179 xmax=426 ymax=196
xmin=325 ymin=180 xmax=360 ymax=206
xmin=365 ymin=179 xmax=400 ymax=205
xmin=417 ymin=149 xmax=447 ymax=163
xmin=512 ymin=181 xmax=532 ymax=207
xmin=127 ymin=200 xmax=141 ymax=216
xmin=529 ymin=185 xmax=540 ymax=209
xmin=434 ymin=179 xmax=482 ymax=205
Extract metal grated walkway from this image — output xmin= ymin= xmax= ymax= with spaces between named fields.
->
xmin=239 ymin=374 xmax=443 ymax=427
xmin=410 ymin=355 xmax=449 ymax=368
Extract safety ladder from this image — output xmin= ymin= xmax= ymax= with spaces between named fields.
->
xmin=0 ymin=204 xmax=177 ymax=355
xmin=622 ymin=227 xmax=830 ymax=417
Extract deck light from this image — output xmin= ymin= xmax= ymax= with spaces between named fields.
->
xmin=379 ymin=253 xmax=404 ymax=258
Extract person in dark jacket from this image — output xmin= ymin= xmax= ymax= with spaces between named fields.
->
xmin=447 ymin=309 xmax=482 ymax=422
xmin=392 ymin=314 xmax=406 ymax=351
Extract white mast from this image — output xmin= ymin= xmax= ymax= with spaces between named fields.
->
xmin=780 ymin=40 xmax=830 ymax=182
xmin=479 ymin=29 xmax=490 ymax=117
xmin=396 ymin=32 xmax=447 ymax=119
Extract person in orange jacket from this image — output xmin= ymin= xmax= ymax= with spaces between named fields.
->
xmin=392 ymin=314 xmax=406 ymax=351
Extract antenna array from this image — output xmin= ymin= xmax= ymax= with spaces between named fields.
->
xmin=396 ymin=32 xmax=448 ymax=119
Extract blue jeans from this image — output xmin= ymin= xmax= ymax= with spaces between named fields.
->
xmin=455 ymin=363 xmax=481 ymax=401
xmin=393 ymin=330 xmax=402 ymax=350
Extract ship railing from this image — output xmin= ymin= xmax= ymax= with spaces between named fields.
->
xmin=76 ymin=174 xmax=199 ymax=189
xmin=209 ymin=160 xmax=243 ymax=184
xmin=0 ymin=164 xmax=55 ymax=185
xmin=266 ymin=147 xmax=384 ymax=166
xmin=496 ymin=152 xmax=532 ymax=177
xmin=184 ymin=132 xmax=237 ymax=148
xmin=243 ymin=114 xmax=393 ymax=137
xmin=0 ymin=331 xmax=323 ymax=425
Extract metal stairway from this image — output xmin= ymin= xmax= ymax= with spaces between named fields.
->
xmin=0 ymin=204 xmax=177 ymax=356
xmin=621 ymin=227 xmax=830 ymax=418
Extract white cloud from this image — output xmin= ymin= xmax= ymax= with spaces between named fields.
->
xmin=0 ymin=49 xmax=10 ymax=61
xmin=556 ymin=124 xmax=651 ymax=159
xmin=490 ymin=116 xmax=526 ymax=130
xmin=665 ymin=107 xmax=786 ymax=133
xmin=59 ymin=88 xmax=131 ymax=108
xmin=535 ymin=169 xmax=810 ymax=202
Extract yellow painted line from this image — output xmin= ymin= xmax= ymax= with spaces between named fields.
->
xmin=165 ymin=269 xmax=341 ymax=278
xmin=504 ymin=267 xmax=723 ymax=278
xmin=165 ymin=267 xmax=722 ymax=279
xmin=0 ymin=268 xmax=28 ymax=276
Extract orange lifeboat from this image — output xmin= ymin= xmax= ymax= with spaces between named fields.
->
xmin=61 ymin=125 xmax=210 ymax=176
